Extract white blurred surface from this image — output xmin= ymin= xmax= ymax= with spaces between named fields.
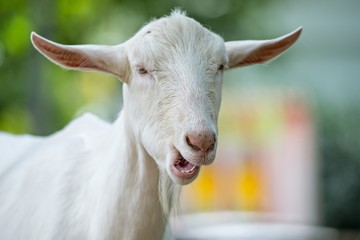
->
xmin=171 ymin=212 xmax=338 ymax=240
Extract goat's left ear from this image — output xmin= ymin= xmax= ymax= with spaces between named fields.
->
xmin=31 ymin=32 xmax=129 ymax=82
xmin=225 ymin=27 xmax=302 ymax=69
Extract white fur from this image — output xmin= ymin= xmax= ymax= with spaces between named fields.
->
xmin=0 ymin=11 xmax=301 ymax=240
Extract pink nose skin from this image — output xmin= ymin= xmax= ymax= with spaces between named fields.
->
xmin=185 ymin=131 xmax=216 ymax=153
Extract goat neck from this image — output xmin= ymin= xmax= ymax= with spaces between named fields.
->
xmin=103 ymin=111 xmax=167 ymax=240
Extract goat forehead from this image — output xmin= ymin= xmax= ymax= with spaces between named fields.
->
xmin=130 ymin=13 xmax=226 ymax=67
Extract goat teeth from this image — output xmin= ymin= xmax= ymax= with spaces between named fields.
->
xmin=183 ymin=165 xmax=196 ymax=173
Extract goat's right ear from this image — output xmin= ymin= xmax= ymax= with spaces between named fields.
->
xmin=31 ymin=32 xmax=129 ymax=82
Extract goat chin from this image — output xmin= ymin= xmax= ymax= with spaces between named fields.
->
xmin=159 ymin=170 xmax=182 ymax=217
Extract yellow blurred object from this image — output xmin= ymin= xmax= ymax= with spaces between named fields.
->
xmin=185 ymin=167 xmax=215 ymax=211
xmin=236 ymin=158 xmax=263 ymax=211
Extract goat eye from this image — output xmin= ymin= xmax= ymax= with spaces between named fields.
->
xmin=218 ymin=64 xmax=225 ymax=71
xmin=137 ymin=67 xmax=148 ymax=75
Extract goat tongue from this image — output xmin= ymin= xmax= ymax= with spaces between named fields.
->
xmin=175 ymin=156 xmax=196 ymax=173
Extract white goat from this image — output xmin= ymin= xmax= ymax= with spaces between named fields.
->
xmin=0 ymin=11 xmax=301 ymax=240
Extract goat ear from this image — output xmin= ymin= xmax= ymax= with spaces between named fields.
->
xmin=31 ymin=32 xmax=128 ymax=81
xmin=225 ymin=27 xmax=302 ymax=69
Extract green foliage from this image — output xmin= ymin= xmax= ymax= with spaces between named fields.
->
xmin=2 ymin=14 xmax=32 ymax=57
xmin=318 ymin=107 xmax=360 ymax=229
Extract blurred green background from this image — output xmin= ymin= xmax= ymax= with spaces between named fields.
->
xmin=1 ymin=0 xmax=359 ymax=234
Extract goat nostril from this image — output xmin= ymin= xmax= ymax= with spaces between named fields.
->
xmin=185 ymin=133 xmax=216 ymax=153
xmin=207 ymin=143 xmax=215 ymax=152
xmin=186 ymin=136 xmax=201 ymax=151
xmin=186 ymin=136 xmax=190 ymax=145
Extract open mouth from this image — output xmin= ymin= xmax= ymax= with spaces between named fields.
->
xmin=171 ymin=152 xmax=200 ymax=180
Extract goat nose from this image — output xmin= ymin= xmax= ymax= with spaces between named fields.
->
xmin=185 ymin=131 xmax=216 ymax=153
